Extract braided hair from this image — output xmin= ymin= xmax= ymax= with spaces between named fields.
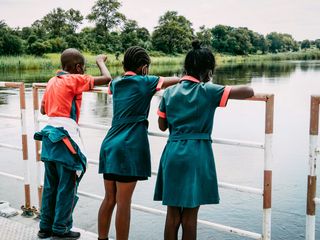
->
xmin=123 ymin=46 xmax=151 ymax=72
xmin=184 ymin=40 xmax=216 ymax=82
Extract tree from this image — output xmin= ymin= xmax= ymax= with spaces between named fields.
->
xmin=28 ymin=41 xmax=51 ymax=56
xmin=0 ymin=33 xmax=24 ymax=55
xmin=121 ymin=19 xmax=143 ymax=50
xmin=65 ymin=9 xmax=84 ymax=34
xmin=315 ymin=39 xmax=320 ymax=50
xmin=137 ymin=27 xmax=150 ymax=42
xmin=266 ymin=32 xmax=284 ymax=53
xmin=301 ymin=39 xmax=311 ymax=50
xmin=0 ymin=20 xmax=7 ymax=30
xmin=87 ymin=0 xmax=125 ymax=32
xmin=42 ymin=8 xmax=67 ymax=37
xmin=196 ymin=25 xmax=212 ymax=48
xmin=31 ymin=20 xmax=47 ymax=39
xmin=266 ymin=32 xmax=298 ymax=53
xmin=0 ymin=21 xmax=24 ymax=55
xmin=152 ymin=11 xmax=194 ymax=54
xmin=211 ymin=25 xmax=232 ymax=53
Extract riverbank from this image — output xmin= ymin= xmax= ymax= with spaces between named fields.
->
xmin=0 ymin=49 xmax=320 ymax=71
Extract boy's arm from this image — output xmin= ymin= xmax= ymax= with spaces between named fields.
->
xmin=40 ymin=99 xmax=46 ymax=115
xmin=228 ymin=86 xmax=254 ymax=99
xmin=158 ymin=117 xmax=168 ymax=131
xmin=161 ymin=77 xmax=180 ymax=89
xmin=93 ymin=54 xmax=112 ymax=86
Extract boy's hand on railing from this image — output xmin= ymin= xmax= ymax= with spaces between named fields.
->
xmin=96 ymin=54 xmax=107 ymax=64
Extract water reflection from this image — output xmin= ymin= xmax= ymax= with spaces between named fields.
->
xmin=0 ymin=91 xmax=13 ymax=105
xmin=2 ymin=61 xmax=318 ymax=85
xmin=1 ymin=60 xmax=320 ymax=239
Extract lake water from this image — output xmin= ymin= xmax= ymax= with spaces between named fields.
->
xmin=0 ymin=61 xmax=320 ymax=239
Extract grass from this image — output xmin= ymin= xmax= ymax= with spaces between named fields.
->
xmin=0 ymin=56 xmax=53 ymax=71
xmin=215 ymin=49 xmax=320 ymax=65
xmin=0 ymin=49 xmax=319 ymax=71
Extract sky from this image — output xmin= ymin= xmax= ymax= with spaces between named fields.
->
xmin=0 ymin=0 xmax=319 ymax=41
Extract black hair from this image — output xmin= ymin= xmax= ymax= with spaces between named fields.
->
xmin=123 ymin=46 xmax=151 ymax=72
xmin=60 ymin=48 xmax=85 ymax=73
xmin=184 ymin=40 xmax=216 ymax=82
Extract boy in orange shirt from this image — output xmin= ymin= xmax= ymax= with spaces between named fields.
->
xmin=35 ymin=48 xmax=111 ymax=239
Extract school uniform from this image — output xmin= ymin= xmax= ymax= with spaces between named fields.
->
xmin=99 ymin=71 xmax=164 ymax=180
xmin=154 ymin=75 xmax=231 ymax=208
xmin=34 ymin=70 xmax=94 ymax=234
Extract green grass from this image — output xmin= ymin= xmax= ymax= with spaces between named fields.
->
xmin=1 ymin=49 xmax=319 ymax=71
xmin=215 ymin=49 xmax=320 ymax=65
xmin=0 ymin=56 xmax=53 ymax=71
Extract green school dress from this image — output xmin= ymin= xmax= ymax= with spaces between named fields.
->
xmin=154 ymin=75 xmax=231 ymax=208
xmin=99 ymin=71 xmax=163 ymax=178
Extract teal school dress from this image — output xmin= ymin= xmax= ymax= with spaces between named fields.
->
xmin=99 ymin=71 xmax=164 ymax=178
xmin=154 ymin=75 xmax=231 ymax=208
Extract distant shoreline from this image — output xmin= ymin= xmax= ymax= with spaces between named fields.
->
xmin=0 ymin=49 xmax=320 ymax=71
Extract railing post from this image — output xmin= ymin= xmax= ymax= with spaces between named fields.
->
xmin=306 ymin=96 xmax=319 ymax=240
xmin=32 ymin=84 xmax=43 ymax=211
xmin=7 ymin=82 xmax=35 ymax=217
xmin=263 ymin=94 xmax=274 ymax=240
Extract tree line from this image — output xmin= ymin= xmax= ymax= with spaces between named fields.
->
xmin=0 ymin=0 xmax=319 ymax=56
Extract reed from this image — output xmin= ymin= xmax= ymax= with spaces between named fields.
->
xmin=0 ymin=49 xmax=319 ymax=71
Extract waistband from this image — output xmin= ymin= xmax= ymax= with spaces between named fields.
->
xmin=168 ymin=133 xmax=212 ymax=141
xmin=112 ymin=115 xmax=147 ymax=126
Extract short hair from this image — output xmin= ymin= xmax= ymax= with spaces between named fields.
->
xmin=60 ymin=48 xmax=85 ymax=71
xmin=184 ymin=40 xmax=216 ymax=81
xmin=123 ymin=46 xmax=151 ymax=71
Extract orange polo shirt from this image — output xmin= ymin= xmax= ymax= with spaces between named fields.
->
xmin=42 ymin=71 xmax=94 ymax=123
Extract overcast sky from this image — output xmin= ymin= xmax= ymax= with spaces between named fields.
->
xmin=1 ymin=0 xmax=319 ymax=41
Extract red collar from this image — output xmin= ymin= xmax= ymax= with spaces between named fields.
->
xmin=124 ymin=71 xmax=137 ymax=76
xmin=180 ymin=75 xmax=201 ymax=83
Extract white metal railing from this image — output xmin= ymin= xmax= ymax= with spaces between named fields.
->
xmin=32 ymin=83 xmax=274 ymax=240
xmin=0 ymin=81 xmax=35 ymax=216
xmin=306 ymin=96 xmax=320 ymax=240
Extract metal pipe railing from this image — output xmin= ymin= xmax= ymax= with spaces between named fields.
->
xmin=32 ymin=83 xmax=273 ymax=240
xmin=0 ymin=81 xmax=34 ymax=217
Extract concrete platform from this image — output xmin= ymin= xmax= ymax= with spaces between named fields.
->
xmin=0 ymin=212 xmax=99 ymax=240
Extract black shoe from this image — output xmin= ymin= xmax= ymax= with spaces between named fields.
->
xmin=52 ymin=230 xmax=81 ymax=239
xmin=37 ymin=229 xmax=52 ymax=239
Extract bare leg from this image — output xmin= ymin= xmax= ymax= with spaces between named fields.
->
xmin=115 ymin=181 xmax=137 ymax=240
xmin=164 ymin=206 xmax=182 ymax=240
xmin=98 ymin=180 xmax=116 ymax=239
xmin=181 ymin=207 xmax=200 ymax=240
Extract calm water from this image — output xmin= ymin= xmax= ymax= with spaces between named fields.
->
xmin=0 ymin=61 xmax=320 ymax=239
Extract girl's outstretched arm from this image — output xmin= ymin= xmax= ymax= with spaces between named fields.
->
xmin=229 ymin=86 xmax=254 ymax=99
xmin=158 ymin=117 xmax=168 ymax=131
xmin=161 ymin=77 xmax=180 ymax=89
xmin=93 ymin=54 xmax=112 ymax=86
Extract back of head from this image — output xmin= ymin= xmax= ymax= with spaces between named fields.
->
xmin=184 ymin=40 xmax=216 ymax=82
xmin=60 ymin=48 xmax=85 ymax=73
xmin=123 ymin=46 xmax=151 ymax=72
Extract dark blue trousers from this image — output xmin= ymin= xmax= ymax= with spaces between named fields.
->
xmin=40 ymin=161 xmax=79 ymax=234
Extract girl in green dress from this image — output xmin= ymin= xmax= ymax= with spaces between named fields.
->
xmin=98 ymin=46 xmax=179 ymax=240
xmin=154 ymin=40 xmax=254 ymax=240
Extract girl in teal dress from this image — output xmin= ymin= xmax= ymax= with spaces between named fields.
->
xmin=154 ymin=41 xmax=254 ymax=240
xmin=98 ymin=46 xmax=179 ymax=240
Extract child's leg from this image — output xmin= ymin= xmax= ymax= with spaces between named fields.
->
xmin=98 ymin=180 xmax=116 ymax=239
xmin=164 ymin=206 xmax=182 ymax=240
xmin=52 ymin=162 xmax=79 ymax=234
xmin=181 ymin=207 xmax=200 ymax=240
xmin=39 ymin=161 xmax=58 ymax=232
xmin=115 ymin=181 xmax=137 ymax=240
